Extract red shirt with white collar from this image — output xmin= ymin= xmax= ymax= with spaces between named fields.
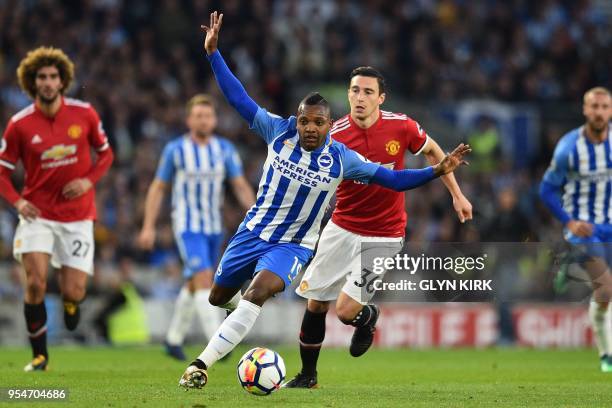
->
xmin=0 ymin=97 xmax=112 ymax=221
xmin=330 ymin=110 xmax=429 ymax=237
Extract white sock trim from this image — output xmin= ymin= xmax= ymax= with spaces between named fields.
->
xmin=219 ymin=291 xmax=242 ymax=312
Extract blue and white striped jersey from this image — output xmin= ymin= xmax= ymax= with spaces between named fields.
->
xmin=156 ymin=134 xmax=243 ymax=234
xmin=543 ymin=125 xmax=612 ymax=224
xmin=243 ymin=108 xmax=382 ymax=250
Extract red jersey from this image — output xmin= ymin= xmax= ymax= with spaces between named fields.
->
xmin=0 ymin=97 xmax=111 ymax=221
xmin=330 ymin=110 xmax=428 ymax=237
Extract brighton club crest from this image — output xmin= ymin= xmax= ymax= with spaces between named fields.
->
xmin=317 ymin=153 xmax=333 ymax=169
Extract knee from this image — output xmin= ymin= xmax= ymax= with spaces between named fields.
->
xmin=62 ymin=282 xmax=86 ymax=302
xmin=192 ymin=270 xmax=213 ymax=290
xmin=307 ymin=300 xmax=329 ymax=314
xmin=208 ymin=288 xmax=229 ymax=307
xmin=242 ymin=286 xmax=275 ymax=306
xmin=25 ymin=276 xmax=46 ymax=302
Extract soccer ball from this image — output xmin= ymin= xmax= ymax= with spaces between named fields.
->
xmin=237 ymin=347 xmax=286 ymax=396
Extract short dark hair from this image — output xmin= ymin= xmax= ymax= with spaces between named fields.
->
xmin=298 ymin=92 xmax=330 ymax=115
xmin=349 ymin=66 xmax=386 ymax=94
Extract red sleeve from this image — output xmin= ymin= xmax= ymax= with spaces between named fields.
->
xmin=405 ymin=118 xmax=428 ymax=155
xmin=85 ymin=107 xmax=114 ymax=184
xmin=87 ymin=107 xmax=110 ymax=151
xmin=0 ymin=120 xmax=22 ymax=205
xmin=0 ymin=119 xmax=21 ymax=171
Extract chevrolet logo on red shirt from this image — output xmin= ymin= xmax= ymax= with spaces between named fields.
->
xmin=41 ymin=144 xmax=77 ymax=161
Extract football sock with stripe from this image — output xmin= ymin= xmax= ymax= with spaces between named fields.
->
xmin=299 ymin=309 xmax=327 ymax=376
xmin=24 ymin=302 xmax=48 ymax=359
xmin=350 ymin=305 xmax=375 ymax=327
xmin=197 ymin=299 xmax=261 ymax=368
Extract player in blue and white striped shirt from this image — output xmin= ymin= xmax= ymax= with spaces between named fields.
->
xmin=179 ymin=12 xmax=471 ymax=389
xmin=138 ymin=94 xmax=254 ymax=360
xmin=540 ymin=86 xmax=612 ymax=372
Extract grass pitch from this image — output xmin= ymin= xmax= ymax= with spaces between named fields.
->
xmin=1 ymin=346 xmax=611 ymax=407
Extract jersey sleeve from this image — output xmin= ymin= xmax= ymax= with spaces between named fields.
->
xmin=542 ymin=137 xmax=572 ymax=187
xmin=338 ymin=143 xmax=381 ymax=183
xmin=0 ymin=120 xmax=21 ymax=171
xmin=155 ymin=143 xmax=176 ymax=183
xmin=223 ymin=141 xmax=244 ymax=179
xmin=87 ymin=107 xmax=110 ymax=152
xmin=250 ymin=107 xmax=291 ymax=144
xmin=405 ymin=118 xmax=429 ymax=155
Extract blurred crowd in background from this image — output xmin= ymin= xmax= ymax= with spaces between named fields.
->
xmin=0 ymin=0 xmax=610 ymax=301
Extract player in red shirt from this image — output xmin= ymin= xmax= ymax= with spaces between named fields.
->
xmin=0 ymin=47 xmax=113 ymax=371
xmin=286 ymin=67 xmax=472 ymax=388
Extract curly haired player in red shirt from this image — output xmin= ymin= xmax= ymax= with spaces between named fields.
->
xmin=286 ymin=67 xmax=472 ymax=388
xmin=0 ymin=47 xmax=113 ymax=371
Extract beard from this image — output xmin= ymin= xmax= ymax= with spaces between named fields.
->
xmin=193 ymin=129 xmax=211 ymax=139
xmin=37 ymin=90 xmax=60 ymax=105
xmin=587 ymin=119 xmax=608 ymax=134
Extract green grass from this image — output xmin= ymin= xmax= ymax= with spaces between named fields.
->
xmin=1 ymin=346 xmax=611 ymax=407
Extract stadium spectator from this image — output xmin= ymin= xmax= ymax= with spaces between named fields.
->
xmin=0 ymin=0 xmax=609 ymax=273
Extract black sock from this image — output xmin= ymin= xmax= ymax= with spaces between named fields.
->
xmin=299 ymin=309 xmax=327 ymax=376
xmin=24 ymin=302 xmax=48 ymax=359
xmin=191 ymin=359 xmax=207 ymax=370
xmin=349 ymin=305 xmax=375 ymax=327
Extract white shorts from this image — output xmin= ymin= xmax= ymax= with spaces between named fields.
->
xmin=13 ymin=217 xmax=95 ymax=275
xmin=296 ymin=220 xmax=403 ymax=304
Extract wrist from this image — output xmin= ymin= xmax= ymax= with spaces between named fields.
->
xmin=451 ymin=191 xmax=465 ymax=201
xmin=432 ymin=164 xmax=442 ymax=177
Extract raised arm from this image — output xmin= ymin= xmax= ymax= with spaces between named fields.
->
xmin=342 ymin=143 xmax=470 ymax=192
xmin=371 ymin=144 xmax=471 ymax=191
xmin=201 ymin=11 xmax=258 ymax=124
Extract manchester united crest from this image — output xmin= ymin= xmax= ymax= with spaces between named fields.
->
xmin=385 ymin=140 xmax=400 ymax=156
xmin=67 ymin=124 xmax=82 ymax=139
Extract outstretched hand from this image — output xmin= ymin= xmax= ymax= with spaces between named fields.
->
xmin=434 ymin=143 xmax=471 ymax=176
xmin=201 ymin=11 xmax=223 ymax=55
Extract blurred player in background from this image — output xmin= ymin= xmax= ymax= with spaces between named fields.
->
xmin=0 ymin=47 xmax=114 ymax=371
xmin=178 ymin=11 xmax=470 ymax=390
xmin=286 ymin=66 xmax=473 ymax=388
xmin=138 ymin=94 xmax=254 ymax=360
xmin=540 ymin=87 xmax=612 ymax=372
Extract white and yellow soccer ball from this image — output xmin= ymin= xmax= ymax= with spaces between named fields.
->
xmin=237 ymin=347 xmax=286 ymax=396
